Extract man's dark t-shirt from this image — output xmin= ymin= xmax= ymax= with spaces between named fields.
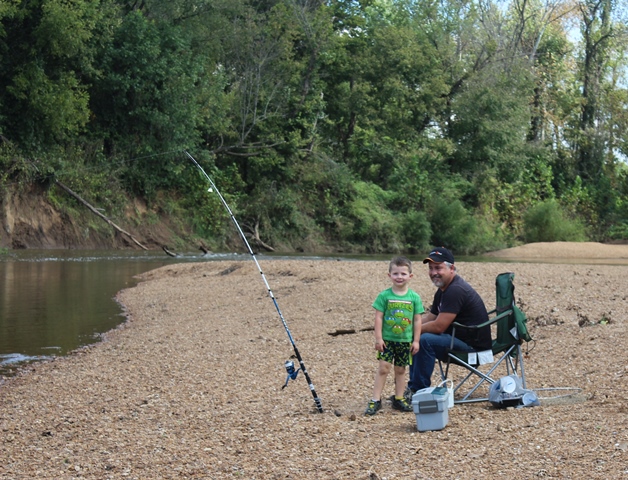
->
xmin=429 ymin=275 xmax=492 ymax=350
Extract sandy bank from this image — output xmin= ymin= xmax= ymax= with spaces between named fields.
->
xmin=485 ymin=241 xmax=628 ymax=260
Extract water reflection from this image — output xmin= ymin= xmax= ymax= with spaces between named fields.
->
xmin=0 ymin=250 xmax=241 ymax=376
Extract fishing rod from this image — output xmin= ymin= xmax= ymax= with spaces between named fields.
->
xmin=184 ymin=150 xmax=323 ymax=413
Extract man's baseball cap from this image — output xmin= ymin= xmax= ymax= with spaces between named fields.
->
xmin=423 ymin=247 xmax=455 ymax=264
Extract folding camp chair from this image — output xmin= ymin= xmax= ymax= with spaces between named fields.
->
xmin=438 ymin=272 xmax=532 ymax=404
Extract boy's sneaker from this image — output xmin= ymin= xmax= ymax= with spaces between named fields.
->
xmin=388 ymin=387 xmax=416 ymax=403
xmin=391 ymin=396 xmax=413 ymax=412
xmin=364 ymin=400 xmax=382 ymax=416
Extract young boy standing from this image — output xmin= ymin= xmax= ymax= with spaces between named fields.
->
xmin=365 ymin=256 xmax=424 ymax=415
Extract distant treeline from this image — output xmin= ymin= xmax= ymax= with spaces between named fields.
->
xmin=1 ymin=0 xmax=627 ymax=253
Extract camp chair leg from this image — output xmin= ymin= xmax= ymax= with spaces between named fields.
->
xmin=439 ymin=360 xmax=492 ymax=403
xmin=517 ymin=346 xmax=527 ymax=389
xmin=438 ymin=360 xmax=446 ymax=380
xmin=443 ymin=357 xmax=496 ymax=403
xmin=454 ymin=360 xmax=501 ymax=403
xmin=443 ymin=344 xmax=521 ymax=404
xmin=454 ymin=372 xmax=489 ymax=403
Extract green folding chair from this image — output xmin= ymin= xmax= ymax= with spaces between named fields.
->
xmin=439 ymin=272 xmax=533 ymax=404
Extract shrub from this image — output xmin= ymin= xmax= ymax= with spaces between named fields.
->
xmin=523 ymin=200 xmax=587 ymax=243
xmin=428 ymin=198 xmax=479 ymax=254
xmin=607 ymin=222 xmax=628 ymax=241
xmin=400 ymin=210 xmax=432 ymax=253
xmin=341 ymin=181 xmax=400 ymax=252
xmin=426 ymin=197 xmax=509 ymax=255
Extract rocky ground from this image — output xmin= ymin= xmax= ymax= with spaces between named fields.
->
xmin=1 ymin=242 xmax=627 ymax=479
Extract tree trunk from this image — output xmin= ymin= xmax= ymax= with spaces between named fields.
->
xmin=54 ymin=180 xmax=148 ymax=250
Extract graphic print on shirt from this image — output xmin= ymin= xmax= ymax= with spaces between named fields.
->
xmin=385 ymin=300 xmax=413 ymax=337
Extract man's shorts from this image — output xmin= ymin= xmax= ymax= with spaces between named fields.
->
xmin=377 ymin=340 xmax=412 ymax=367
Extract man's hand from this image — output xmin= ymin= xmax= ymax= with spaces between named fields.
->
xmin=422 ymin=312 xmax=457 ymax=334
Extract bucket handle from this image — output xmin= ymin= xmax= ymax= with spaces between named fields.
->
xmin=438 ymin=379 xmax=455 ymax=409
xmin=438 ymin=379 xmax=453 ymax=389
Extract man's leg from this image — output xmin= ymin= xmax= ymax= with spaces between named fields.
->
xmin=408 ymin=333 xmax=473 ymax=392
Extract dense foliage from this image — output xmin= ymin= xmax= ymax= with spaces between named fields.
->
xmin=1 ymin=0 xmax=627 ymax=253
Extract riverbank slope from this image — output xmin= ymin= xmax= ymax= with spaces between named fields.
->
xmin=1 ymin=183 xmax=190 ymax=250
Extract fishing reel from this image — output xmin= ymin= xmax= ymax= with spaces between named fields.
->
xmin=282 ymin=359 xmax=301 ymax=389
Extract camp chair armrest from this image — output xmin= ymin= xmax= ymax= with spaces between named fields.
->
xmin=449 ymin=309 xmax=512 ymax=351
xmin=451 ymin=308 xmax=512 ymax=332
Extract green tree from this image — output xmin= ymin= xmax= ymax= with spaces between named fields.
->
xmin=0 ymin=0 xmax=109 ymax=149
xmin=577 ymin=0 xmax=615 ymax=182
xmin=89 ymin=10 xmax=217 ymax=195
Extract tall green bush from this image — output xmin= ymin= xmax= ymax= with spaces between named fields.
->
xmin=523 ymin=200 xmax=587 ymax=243
xmin=339 ymin=181 xmax=400 ymax=252
xmin=399 ymin=210 xmax=431 ymax=253
xmin=427 ymin=197 xmax=507 ymax=255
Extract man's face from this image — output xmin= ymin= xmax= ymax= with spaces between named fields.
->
xmin=428 ymin=262 xmax=454 ymax=289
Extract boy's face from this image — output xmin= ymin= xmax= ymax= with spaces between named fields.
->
xmin=388 ymin=265 xmax=413 ymax=287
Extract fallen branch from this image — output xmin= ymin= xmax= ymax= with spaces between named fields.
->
xmin=327 ymin=329 xmax=356 ymax=337
xmin=54 ymin=180 xmax=148 ymax=250
xmin=327 ymin=327 xmax=374 ymax=337
xmin=245 ymin=218 xmax=275 ymax=252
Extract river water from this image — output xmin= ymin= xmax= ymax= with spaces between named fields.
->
xmin=1 ymin=249 xmax=389 ymax=377
xmin=0 ymin=249 xmax=245 ymax=377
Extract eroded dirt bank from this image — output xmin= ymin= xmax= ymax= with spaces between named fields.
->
xmin=1 ymin=184 xmax=182 ymax=250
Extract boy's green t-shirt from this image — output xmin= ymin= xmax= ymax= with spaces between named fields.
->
xmin=372 ymin=288 xmax=424 ymax=342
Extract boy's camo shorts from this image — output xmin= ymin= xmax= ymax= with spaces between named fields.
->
xmin=377 ymin=340 xmax=412 ymax=367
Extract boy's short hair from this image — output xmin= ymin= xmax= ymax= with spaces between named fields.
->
xmin=389 ymin=256 xmax=412 ymax=273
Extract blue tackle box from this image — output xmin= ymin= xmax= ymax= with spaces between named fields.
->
xmin=411 ymin=386 xmax=450 ymax=432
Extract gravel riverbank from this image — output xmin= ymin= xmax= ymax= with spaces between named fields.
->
xmin=1 ymin=243 xmax=627 ymax=479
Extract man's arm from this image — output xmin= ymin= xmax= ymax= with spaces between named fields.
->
xmin=421 ymin=311 xmax=437 ymax=324
xmin=421 ymin=311 xmax=457 ymax=334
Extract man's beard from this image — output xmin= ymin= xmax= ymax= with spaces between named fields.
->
xmin=431 ymin=277 xmax=445 ymax=288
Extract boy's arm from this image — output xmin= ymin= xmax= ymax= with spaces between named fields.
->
xmin=374 ymin=309 xmax=386 ymax=352
xmin=411 ymin=312 xmax=422 ymax=355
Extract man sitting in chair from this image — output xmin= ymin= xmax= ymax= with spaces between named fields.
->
xmin=406 ymin=247 xmax=492 ymax=398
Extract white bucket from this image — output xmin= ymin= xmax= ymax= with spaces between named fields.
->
xmin=438 ymin=379 xmax=455 ymax=409
xmin=500 ymin=375 xmax=517 ymax=393
xmin=522 ymin=391 xmax=540 ymax=407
